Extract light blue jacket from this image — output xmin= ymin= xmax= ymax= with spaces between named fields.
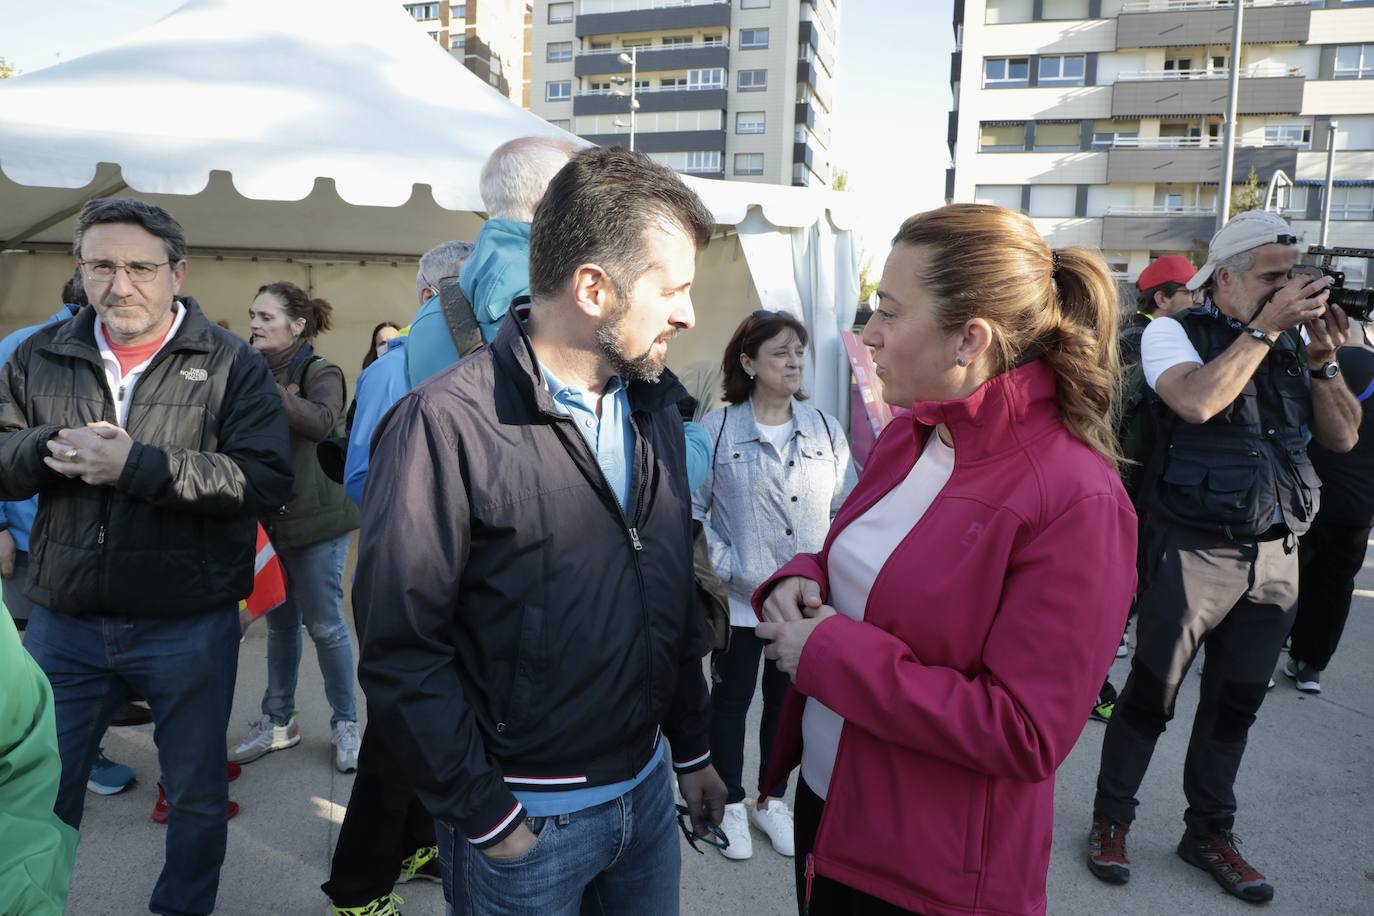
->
xmin=0 ymin=306 xmax=80 ymax=551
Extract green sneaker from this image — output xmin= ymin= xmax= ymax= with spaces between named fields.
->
xmin=327 ymin=893 xmax=403 ymax=916
xmin=1090 ymin=698 xmax=1115 ymax=723
xmin=397 ymin=845 xmax=441 ymax=884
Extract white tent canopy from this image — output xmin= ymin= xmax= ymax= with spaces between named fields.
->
xmin=0 ymin=0 xmax=859 ymax=415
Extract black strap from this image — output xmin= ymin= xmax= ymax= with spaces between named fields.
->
xmin=712 ymin=406 xmax=728 ymax=466
xmin=436 ymin=276 xmax=484 ymax=359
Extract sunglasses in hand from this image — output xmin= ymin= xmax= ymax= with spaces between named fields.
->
xmin=674 ymin=804 xmax=730 ymax=855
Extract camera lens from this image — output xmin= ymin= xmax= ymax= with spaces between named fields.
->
xmin=1330 ymin=285 xmax=1374 ymax=322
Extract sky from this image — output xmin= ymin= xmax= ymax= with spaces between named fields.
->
xmin=0 ymin=0 xmax=952 ymax=269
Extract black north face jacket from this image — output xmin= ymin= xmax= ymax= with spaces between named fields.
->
xmin=0 ymin=299 xmax=293 ymax=617
xmin=355 ymin=310 xmax=711 ymax=850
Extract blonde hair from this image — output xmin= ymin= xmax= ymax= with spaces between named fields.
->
xmin=892 ymin=204 xmax=1123 ymax=471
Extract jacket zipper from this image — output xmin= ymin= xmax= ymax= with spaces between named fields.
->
xmin=803 ymin=853 xmax=816 ymax=915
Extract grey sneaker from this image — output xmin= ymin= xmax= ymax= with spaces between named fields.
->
xmin=1284 ymin=657 xmax=1321 ymax=694
xmin=230 ymin=714 xmax=300 ymax=764
xmin=333 ymin=721 xmax=361 ymax=773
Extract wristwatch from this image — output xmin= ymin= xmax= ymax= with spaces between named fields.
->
xmin=1242 ymin=326 xmax=1276 ymax=348
xmin=1313 ymin=361 xmax=1341 ymax=380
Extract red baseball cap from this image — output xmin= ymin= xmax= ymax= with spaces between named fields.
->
xmin=1136 ymin=255 xmax=1196 ymax=292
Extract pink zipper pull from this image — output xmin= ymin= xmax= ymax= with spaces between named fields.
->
xmin=803 ymin=852 xmax=816 ymax=915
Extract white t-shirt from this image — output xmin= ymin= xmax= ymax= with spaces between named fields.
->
xmin=93 ymin=304 xmax=188 ymax=427
xmin=800 ymin=430 xmax=956 ymax=800
xmin=1141 ymin=315 xmax=1311 ymax=391
xmin=756 ymin=418 xmax=796 ymax=456
xmin=726 ymin=418 xmax=800 ymax=629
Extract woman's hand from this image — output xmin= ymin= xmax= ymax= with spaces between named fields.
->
xmin=757 ymin=606 xmax=836 ymax=679
xmin=760 ymin=575 xmax=824 ymax=624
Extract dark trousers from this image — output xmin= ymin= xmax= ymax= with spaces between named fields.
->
xmin=709 ymin=625 xmax=789 ymax=805
xmin=793 ymin=777 xmax=918 ymax=916
xmin=1094 ymin=523 xmax=1297 ymax=835
xmin=1291 ymin=518 xmax=1370 ymax=671
xmin=323 ymin=713 xmax=436 ymax=907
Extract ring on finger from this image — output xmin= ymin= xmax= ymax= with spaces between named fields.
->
xmin=63 ymin=448 xmax=78 ymax=460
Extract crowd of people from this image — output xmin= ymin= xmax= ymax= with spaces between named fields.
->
xmin=0 ymin=136 xmax=1366 ymax=916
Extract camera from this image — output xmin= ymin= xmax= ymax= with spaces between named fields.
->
xmin=1291 ymin=246 xmax=1374 ymax=321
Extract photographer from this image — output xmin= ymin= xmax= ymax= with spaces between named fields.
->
xmin=1086 ymin=211 xmax=1359 ymax=904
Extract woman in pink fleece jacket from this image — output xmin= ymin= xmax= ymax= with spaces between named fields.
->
xmin=754 ymin=204 xmax=1138 ymax=916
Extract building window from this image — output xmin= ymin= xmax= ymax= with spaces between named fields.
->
xmin=661 ymin=77 xmax=687 ymax=89
xmin=547 ymin=41 xmax=573 ymax=63
xmin=973 ymin=185 xmax=1023 ymax=210
xmin=453 ymin=3 xmax=466 ymax=17
xmin=1334 ymin=45 xmax=1374 ymax=80
xmin=1331 ymin=186 xmax=1374 ymax=221
xmin=1028 ymin=185 xmax=1076 ymax=217
xmin=546 ymin=80 xmax=571 ymax=101
xmin=634 ymin=79 xmax=650 ymax=90
xmin=978 ymin=123 xmax=1025 ymax=152
xmin=983 ymin=57 xmax=1030 ymax=88
xmin=703 ymin=34 xmax=725 ymax=46
xmin=452 ymin=36 xmax=465 ymax=53
xmin=735 ymin=153 xmax=765 ymax=176
xmin=688 ymin=68 xmax=726 ymax=90
xmin=1263 ymin=123 xmax=1311 ymax=148
xmin=549 ymin=119 xmax=571 ymax=130
xmin=548 ymin=2 xmax=573 ymax=25
xmin=404 ymin=3 xmax=439 ymax=20
xmin=686 ymin=151 xmax=722 ymax=174
xmin=489 ymin=72 xmax=500 ymax=87
xmin=1038 ymin=55 xmax=1085 ymax=87
xmin=742 ymin=0 xmax=770 ymax=8
xmin=736 ymin=111 xmax=766 ymax=134
xmin=740 ymin=28 xmax=770 ymax=50
xmin=623 ymin=39 xmax=654 ymax=50
xmin=1034 ymin=123 xmax=1080 ymax=151
xmin=738 ymin=68 xmax=768 ymax=91
xmin=662 ymin=35 xmax=693 ymax=47
xmin=587 ymin=80 xmax=612 ymax=92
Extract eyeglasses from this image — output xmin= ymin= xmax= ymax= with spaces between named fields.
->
xmin=80 ymin=260 xmax=171 ymax=283
xmin=674 ymin=804 xmax=730 ymax=854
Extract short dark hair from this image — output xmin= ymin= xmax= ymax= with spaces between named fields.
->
xmin=73 ymin=198 xmax=188 ymax=264
xmin=721 ymin=310 xmax=810 ymax=405
xmin=527 ymin=147 xmax=714 ymax=301
xmin=1137 ymin=281 xmax=1186 ymax=313
xmin=256 ymin=281 xmax=334 ymax=340
xmin=60 ymin=270 xmax=88 ymax=308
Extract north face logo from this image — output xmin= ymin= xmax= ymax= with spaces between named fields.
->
xmin=180 ymin=368 xmax=208 ymax=382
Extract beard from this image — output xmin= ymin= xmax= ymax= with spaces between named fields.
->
xmin=594 ymin=298 xmax=674 ymax=383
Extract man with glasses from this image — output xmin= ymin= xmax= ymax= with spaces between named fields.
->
xmin=1086 ymin=211 xmax=1359 ymax=904
xmin=0 ymin=198 xmax=292 ymax=916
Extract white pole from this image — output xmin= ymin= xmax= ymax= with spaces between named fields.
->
xmin=1217 ymin=0 xmax=1244 ymax=231
xmin=629 ymin=48 xmax=637 ymax=152
xmin=1321 ymin=120 xmax=1339 ymax=246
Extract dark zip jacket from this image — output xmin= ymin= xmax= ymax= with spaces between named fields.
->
xmin=0 ymin=299 xmax=293 ymax=617
xmin=354 ymin=309 xmax=711 ymax=850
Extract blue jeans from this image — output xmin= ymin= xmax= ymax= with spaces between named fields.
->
xmin=24 ymin=605 xmax=240 ymax=916
xmin=437 ymin=759 xmax=682 ymax=916
xmin=263 ymin=534 xmax=357 ymax=726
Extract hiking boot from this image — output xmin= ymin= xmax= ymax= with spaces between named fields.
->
xmin=750 ymin=799 xmax=795 ymax=857
xmin=1086 ymin=813 xmax=1130 ymax=884
xmin=1284 ymin=657 xmax=1321 ymax=694
xmin=326 ymin=893 xmax=403 ymax=916
xmin=1177 ymin=830 xmax=1274 ymax=903
xmin=718 ymin=802 xmax=753 ymax=860
xmin=230 ymin=714 xmax=300 ymax=764
xmin=333 ymin=721 xmax=361 ymax=773
xmin=396 ymin=845 xmax=441 ymax=884
xmin=87 ymin=749 xmax=136 ymax=795
xmin=151 ymin=782 xmax=239 ymax=824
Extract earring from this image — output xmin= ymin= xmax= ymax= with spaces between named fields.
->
xmin=955 ymin=357 xmax=967 ymax=368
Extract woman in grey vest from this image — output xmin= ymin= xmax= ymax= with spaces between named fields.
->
xmin=692 ymin=309 xmax=855 ymax=861
xmin=231 ymin=282 xmax=362 ymax=773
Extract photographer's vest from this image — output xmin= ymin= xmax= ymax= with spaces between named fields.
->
xmin=269 ymin=356 xmax=361 ymax=549
xmin=1150 ymin=309 xmax=1322 ymax=540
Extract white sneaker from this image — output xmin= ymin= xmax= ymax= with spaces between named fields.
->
xmin=750 ymin=799 xmax=795 ymax=857
xmin=333 ymin=721 xmax=361 ymax=773
xmin=1115 ymin=631 xmax=1129 ymax=659
xmin=718 ymin=802 xmax=753 ymax=860
xmin=230 ymin=714 xmax=300 ymax=764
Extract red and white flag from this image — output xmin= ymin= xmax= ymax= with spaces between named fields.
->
xmin=241 ymin=524 xmax=286 ymax=622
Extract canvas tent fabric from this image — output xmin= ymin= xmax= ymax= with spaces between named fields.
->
xmin=0 ymin=0 xmax=859 ymax=417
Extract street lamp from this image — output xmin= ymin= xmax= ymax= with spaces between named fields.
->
xmin=617 ymin=48 xmax=638 ymax=151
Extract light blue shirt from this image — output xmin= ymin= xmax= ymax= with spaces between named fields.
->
xmin=540 ymin=366 xmax=634 ymax=512
xmin=344 ymin=339 xmax=412 ymax=506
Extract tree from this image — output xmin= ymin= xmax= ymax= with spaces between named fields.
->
xmin=0 ymin=57 xmax=16 ymax=79
xmin=1229 ymin=166 xmax=1264 ymax=218
xmin=832 ymin=169 xmax=849 ymax=192
xmin=858 ymin=259 xmax=878 ymax=310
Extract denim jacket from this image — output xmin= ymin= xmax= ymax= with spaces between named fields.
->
xmin=692 ymin=399 xmax=856 ymax=612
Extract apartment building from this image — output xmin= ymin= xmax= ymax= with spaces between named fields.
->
xmin=527 ymin=0 xmax=840 ymax=186
xmin=948 ymin=0 xmax=1374 ymax=285
xmin=403 ymin=1 xmax=532 ymax=103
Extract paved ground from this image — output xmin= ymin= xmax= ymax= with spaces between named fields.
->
xmin=60 ymin=549 xmax=1373 ymax=915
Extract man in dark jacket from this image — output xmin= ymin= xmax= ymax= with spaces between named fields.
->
xmin=0 ymin=198 xmax=292 ymax=916
xmin=355 ymin=147 xmax=726 ymax=915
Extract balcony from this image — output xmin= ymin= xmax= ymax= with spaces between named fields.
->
xmin=578 ymin=129 xmax=726 ymax=156
xmin=573 ymin=43 xmax=728 ymax=77
xmin=798 ymin=23 xmax=835 ymax=76
xmin=950 ymin=51 xmax=962 ymax=85
xmin=573 ymin=86 xmax=727 ymax=116
xmin=1101 ymin=207 xmax=1217 ymax=249
xmin=948 ymin=110 xmax=959 ymax=154
xmin=945 ymin=166 xmax=956 ymax=202
xmin=793 ymin=141 xmax=814 ymax=170
xmin=1117 ymin=1 xmax=1312 ymax=49
xmin=796 ymin=100 xmax=816 ymax=130
xmin=576 ymin=0 xmax=730 ymax=39
xmin=1106 ymin=140 xmax=1299 ymax=184
xmin=1111 ymin=66 xmax=1305 ymax=118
